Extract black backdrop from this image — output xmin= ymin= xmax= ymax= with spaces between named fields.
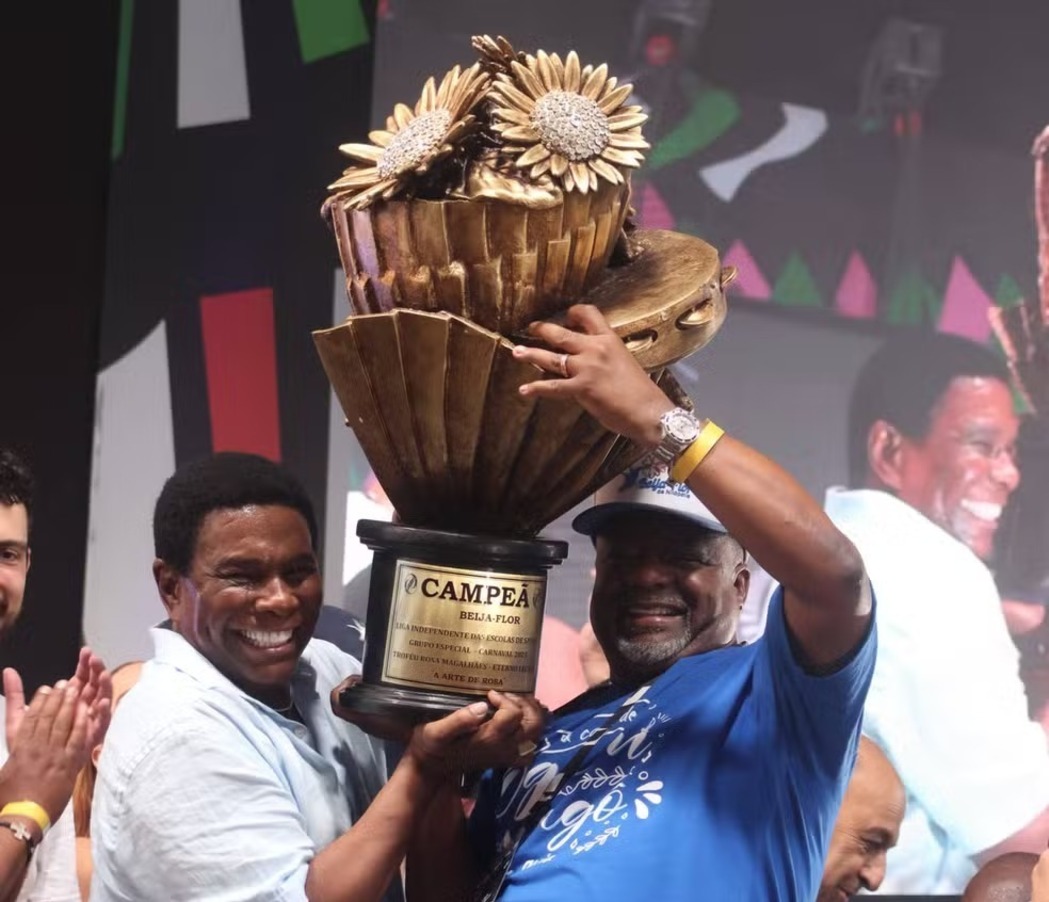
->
xmin=0 ymin=4 xmax=118 ymax=690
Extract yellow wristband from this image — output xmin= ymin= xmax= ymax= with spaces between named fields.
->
xmin=0 ymin=802 xmax=50 ymax=836
xmin=670 ymin=420 xmax=725 ymax=484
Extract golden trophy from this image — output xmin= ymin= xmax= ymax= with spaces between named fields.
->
xmin=315 ymin=36 xmax=734 ymax=726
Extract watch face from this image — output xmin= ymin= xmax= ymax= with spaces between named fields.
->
xmin=664 ymin=409 xmax=699 ymax=444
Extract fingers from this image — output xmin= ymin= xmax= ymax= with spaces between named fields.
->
xmin=47 ymin=682 xmax=79 ymax=747
xmin=22 ymin=682 xmax=61 ymax=746
xmin=514 ymin=695 xmax=546 ymax=744
xmin=3 ymin=668 xmax=25 ymax=747
xmin=564 ymin=304 xmax=616 ymax=335
xmin=65 ymin=697 xmax=91 ymax=761
xmin=480 ymin=692 xmax=525 ymax=743
xmin=83 ymin=652 xmax=106 ymax=700
xmin=71 ymin=647 xmax=92 ymax=690
xmin=511 ymin=345 xmax=572 ymax=380
xmin=3 ymin=668 xmax=25 ymax=710
xmin=87 ymin=693 xmax=112 ymax=751
xmin=421 ymin=701 xmax=491 ymax=745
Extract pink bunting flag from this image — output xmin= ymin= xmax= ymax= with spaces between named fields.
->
xmin=834 ymin=251 xmax=878 ymax=319
xmin=938 ymin=256 xmax=993 ymax=343
xmin=637 ymin=182 xmax=676 ymax=231
xmin=722 ymin=240 xmax=771 ymax=300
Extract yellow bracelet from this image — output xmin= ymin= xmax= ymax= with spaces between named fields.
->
xmin=0 ymin=802 xmax=50 ymax=836
xmin=670 ymin=420 xmax=725 ymax=484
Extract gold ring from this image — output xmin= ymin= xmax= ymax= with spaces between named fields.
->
xmin=557 ymin=353 xmax=570 ymax=378
xmin=517 ymin=740 xmax=538 ymax=757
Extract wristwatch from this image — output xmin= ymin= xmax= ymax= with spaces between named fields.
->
xmin=0 ymin=819 xmax=38 ymax=862
xmin=652 ymin=407 xmax=701 ymax=467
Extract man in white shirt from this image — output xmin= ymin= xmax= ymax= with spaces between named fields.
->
xmin=92 ymin=452 xmax=539 ymax=902
xmin=0 ymin=448 xmax=111 ymax=901
xmin=826 ymin=332 xmax=1049 ymax=893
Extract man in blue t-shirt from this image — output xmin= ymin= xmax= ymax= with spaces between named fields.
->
xmin=406 ymin=305 xmax=876 ymax=901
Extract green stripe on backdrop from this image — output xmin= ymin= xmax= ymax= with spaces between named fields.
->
xmin=649 ymin=88 xmax=740 ymax=170
xmin=111 ymin=0 xmax=134 ymax=161
xmin=293 ymin=0 xmax=370 ymax=64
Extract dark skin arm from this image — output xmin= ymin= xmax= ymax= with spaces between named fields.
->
xmin=512 ymin=304 xmax=871 ymax=669
xmin=330 ymin=689 xmax=541 ymax=902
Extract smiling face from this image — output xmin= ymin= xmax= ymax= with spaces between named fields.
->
xmin=891 ymin=376 xmax=1020 ymax=559
xmin=155 ymin=504 xmax=322 ymax=707
xmin=590 ymin=512 xmax=748 ymax=684
xmin=0 ymin=502 xmax=30 ymax=636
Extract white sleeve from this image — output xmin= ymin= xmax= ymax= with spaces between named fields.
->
xmin=24 ymin=803 xmax=80 ymax=902
xmin=92 ymin=716 xmax=312 ymax=902
xmin=862 ymin=541 xmax=1049 ymax=855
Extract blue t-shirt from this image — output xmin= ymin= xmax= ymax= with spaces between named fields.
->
xmin=469 ymin=589 xmax=876 ymax=901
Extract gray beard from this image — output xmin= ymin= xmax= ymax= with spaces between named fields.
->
xmin=613 ymin=613 xmax=693 ymax=672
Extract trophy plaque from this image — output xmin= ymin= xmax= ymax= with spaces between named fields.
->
xmin=315 ymin=35 xmax=733 ymax=727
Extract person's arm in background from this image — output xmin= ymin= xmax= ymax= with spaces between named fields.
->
xmin=1034 ymin=125 xmax=1049 ymax=317
xmin=0 ymin=652 xmax=111 ymax=902
xmin=515 ymin=304 xmax=871 ymax=669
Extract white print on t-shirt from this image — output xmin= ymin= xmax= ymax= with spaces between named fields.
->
xmin=494 ymin=689 xmax=671 ymax=868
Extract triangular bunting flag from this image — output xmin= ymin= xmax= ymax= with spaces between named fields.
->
xmin=994 ymin=273 xmax=1026 ymax=306
xmin=938 ymin=256 xmax=993 ymax=343
xmin=722 ymin=240 xmax=771 ymax=300
xmin=834 ymin=251 xmax=878 ymax=319
xmin=772 ymin=252 xmax=823 ymax=307
xmin=886 ymin=268 xmax=940 ymax=327
xmin=637 ymin=182 xmax=676 ymax=231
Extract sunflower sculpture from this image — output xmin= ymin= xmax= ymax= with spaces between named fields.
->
xmin=472 ymin=34 xmax=525 ymax=77
xmin=489 ymin=49 xmax=649 ymax=194
xmin=327 ymin=62 xmax=490 ymax=210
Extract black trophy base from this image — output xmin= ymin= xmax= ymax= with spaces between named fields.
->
xmin=337 ymin=681 xmax=478 ymax=727
xmin=339 ymin=520 xmax=567 ymax=734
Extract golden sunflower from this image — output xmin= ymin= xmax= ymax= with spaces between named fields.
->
xmin=489 ymin=50 xmax=649 ymax=193
xmin=327 ymin=63 xmax=490 ymax=210
xmin=472 ymin=34 xmax=525 ymax=77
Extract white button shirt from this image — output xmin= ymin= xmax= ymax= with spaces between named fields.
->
xmin=91 ymin=627 xmax=402 ymax=902
xmin=825 ymin=488 xmax=1049 ymax=894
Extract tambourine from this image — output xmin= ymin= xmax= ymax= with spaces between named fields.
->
xmin=548 ymin=228 xmax=733 ymax=372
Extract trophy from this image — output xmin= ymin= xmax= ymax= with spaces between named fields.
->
xmin=315 ymin=36 xmax=734 ymax=727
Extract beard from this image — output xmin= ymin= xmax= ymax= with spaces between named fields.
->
xmin=611 ymin=604 xmax=694 ymax=673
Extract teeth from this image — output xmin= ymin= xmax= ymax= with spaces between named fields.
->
xmin=240 ymin=629 xmax=293 ymax=648
xmin=961 ymin=500 xmax=1002 ymax=522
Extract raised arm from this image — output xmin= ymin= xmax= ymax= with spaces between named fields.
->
xmin=512 ymin=304 xmax=871 ymax=669
xmin=1034 ymin=126 xmax=1049 ymax=320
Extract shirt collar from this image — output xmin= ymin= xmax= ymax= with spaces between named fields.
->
xmin=150 ymin=623 xmax=319 ymax=715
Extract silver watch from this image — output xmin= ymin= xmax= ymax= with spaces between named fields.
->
xmin=652 ymin=407 xmax=701 ymax=466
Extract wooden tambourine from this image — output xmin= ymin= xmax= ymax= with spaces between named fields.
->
xmin=569 ymin=229 xmax=734 ymax=372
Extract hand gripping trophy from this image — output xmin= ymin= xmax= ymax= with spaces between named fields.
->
xmin=314 ymin=36 xmax=735 ymax=727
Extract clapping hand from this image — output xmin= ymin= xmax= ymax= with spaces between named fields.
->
xmin=0 ymin=648 xmax=112 ymax=823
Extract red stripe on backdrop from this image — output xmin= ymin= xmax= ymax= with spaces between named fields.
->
xmin=200 ymin=288 xmax=282 ymax=461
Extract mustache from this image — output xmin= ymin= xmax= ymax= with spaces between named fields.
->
xmin=610 ymin=590 xmax=688 ymax=612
